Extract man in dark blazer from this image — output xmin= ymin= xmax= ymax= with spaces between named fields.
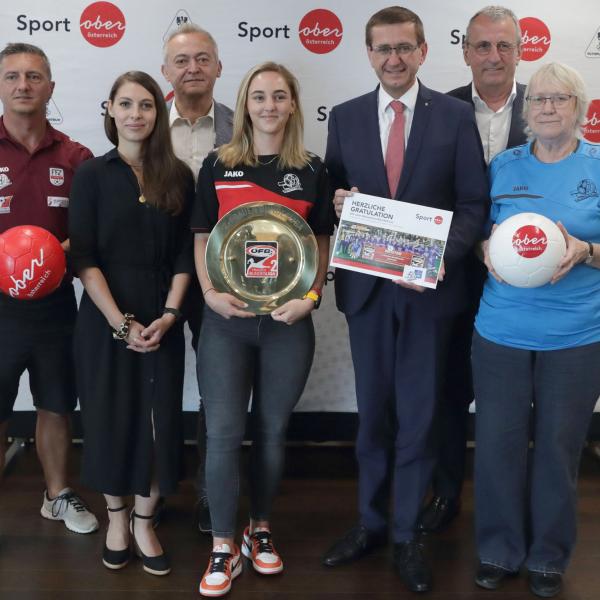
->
xmin=417 ymin=6 xmax=528 ymax=539
xmin=161 ymin=23 xmax=233 ymax=534
xmin=321 ymin=6 xmax=488 ymax=593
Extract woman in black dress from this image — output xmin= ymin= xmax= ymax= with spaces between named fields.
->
xmin=69 ymin=71 xmax=194 ymax=576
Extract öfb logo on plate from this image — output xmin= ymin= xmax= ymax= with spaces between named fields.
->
xmin=80 ymin=1 xmax=126 ymax=47
xmin=512 ymin=225 xmax=548 ymax=258
xmin=298 ymin=9 xmax=343 ymax=54
xmin=583 ymin=99 xmax=600 ymax=143
xmin=519 ymin=17 xmax=551 ymax=61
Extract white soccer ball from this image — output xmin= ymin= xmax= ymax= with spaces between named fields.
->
xmin=489 ymin=212 xmax=567 ymax=288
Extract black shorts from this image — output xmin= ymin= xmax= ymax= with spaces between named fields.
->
xmin=0 ymin=284 xmax=77 ymax=422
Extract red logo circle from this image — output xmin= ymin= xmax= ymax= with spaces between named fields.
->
xmin=512 ymin=225 xmax=548 ymax=258
xmin=583 ymin=99 xmax=600 ymax=144
xmin=434 ymin=216 xmax=443 ymax=225
xmin=80 ymin=2 xmax=126 ymax=48
xmin=519 ymin=17 xmax=551 ymax=61
xmin=298 ymin=9 xmax=343 ymax=54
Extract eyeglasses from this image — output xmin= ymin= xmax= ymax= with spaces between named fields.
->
xmin=465 ymin=41 xmax=518 ymax=55
xmin=370 ymin=44 xmax=419 ymax=57
xmin=526 ymin=94 xmax=576 ymax=109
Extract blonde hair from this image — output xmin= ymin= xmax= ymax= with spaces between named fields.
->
xmin=523 ymin=62 xmax=590 ymax=140
xmin=218 ymin=62 xmax=309 ymax=170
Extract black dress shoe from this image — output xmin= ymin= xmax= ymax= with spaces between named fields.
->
xmin=475 ymin=562 xmax=517 ymax=590
xmin=322 ymin=525 xmax=386 ymax=567
xmin=416 ymin=496 xmax=459 ymax=533
xmin=528 ymin=571 xmax=562 ymax=598
xmin=393 ymin=539 xmax=432 ymax=593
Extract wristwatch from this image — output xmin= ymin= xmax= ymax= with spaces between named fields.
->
xmin=585 ymin=241 xmax=594 ymax=265
xmin=303 ymin=288 xmax=322 ymax=309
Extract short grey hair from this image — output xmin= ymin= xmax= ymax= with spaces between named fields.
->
xmin=163 ymin=23 xmax=219 ymax=63
xmin=465 ymin=5 xmax=521 ymax=46
xmin=0 ymin=42 xmax=52 ymax=79
xmin=523 ymin=62 xmax=590 ymax=140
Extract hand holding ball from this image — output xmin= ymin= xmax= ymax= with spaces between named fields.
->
xmin=0 ymin=225 xmax=66 ymax=300
xmin=488 ymin=213 xmax=567 ymax=288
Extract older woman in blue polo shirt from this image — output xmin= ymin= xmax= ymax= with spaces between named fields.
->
xmin=473 ymin=62 xmax=600 ymax=599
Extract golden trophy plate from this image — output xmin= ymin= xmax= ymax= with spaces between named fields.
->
xmin=206 ymin=202 xmax=318 ymax=314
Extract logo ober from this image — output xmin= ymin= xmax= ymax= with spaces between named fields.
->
xmin=519 ymin=17 xmax=551 ymax=61
xmin=512 ymin=225 xmax=548 ymax=258
xmin=80 ymin=1 xmax=126 ymax=48
xmin=298 ymin=9 xmax=343 ymax=54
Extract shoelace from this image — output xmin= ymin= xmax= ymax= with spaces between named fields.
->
xmin=208 ymin=552 xmax=231 ymax=574
xmin=252 ymin=531 xmax=275 ymax=555
xmin=51 ymin=492 xmax=86 ymax=517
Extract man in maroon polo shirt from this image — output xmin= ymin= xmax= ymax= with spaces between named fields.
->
xmin=0 ymin=43 xmax=97 ymax=534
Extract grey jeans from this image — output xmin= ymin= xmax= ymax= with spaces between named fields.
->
xmin=197 ymin=308 xmax=315 ymax=538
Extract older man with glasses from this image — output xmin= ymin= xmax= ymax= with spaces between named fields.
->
xmin=417 ymin=5 xmax=528 ymax=536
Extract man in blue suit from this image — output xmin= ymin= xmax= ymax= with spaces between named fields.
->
xmin=321 ymin=6 xmax=488 ymax=592
xmin=418 ymin=6 xmax=528 ymax=539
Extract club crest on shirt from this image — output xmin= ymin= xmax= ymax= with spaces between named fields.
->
xmin=571 ymin=178 xmax=599 ymax=202
xmin=0 ymin=195 xmax=13 ymax=213
xmin=0 ymin=173 xmax=12 ymax=190
xmin=49 ymin=167 xmax=64 ymax=186
xmin=278 ymin=173 xmax=302 ymax=193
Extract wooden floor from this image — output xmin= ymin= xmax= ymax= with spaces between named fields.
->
xmin=0 ymin=444 xmax=599 ymax=599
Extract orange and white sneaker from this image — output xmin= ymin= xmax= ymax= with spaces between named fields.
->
xmin=199 ymin=544 xmax=242 ymax=597
xmin=242 ymin=526 xmax=283 ymax=574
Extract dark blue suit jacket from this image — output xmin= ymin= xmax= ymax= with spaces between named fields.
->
xmin=447 ymin=82 xmax=528 ymax=149
xmin=326 ymin=82 xmax=489 ymax=317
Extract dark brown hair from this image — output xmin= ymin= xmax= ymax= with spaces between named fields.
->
xmin=365 ymin=6 xmax=425 ymax=47
xmin=104 ymin=71 xmax=190 ymax=215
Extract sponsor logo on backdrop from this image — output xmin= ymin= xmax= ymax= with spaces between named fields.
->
xmin=583 ymin=100 xmax=600 ymax=143
xmin=585 ymin=27 xmax=600 ymax=58
xmin=238 ymin=21 xmax=290 ymax=42
xmin=163 ymin=9 xmax=192 ymax=41
xmin=519 ymin=17 xmax=551 ymax=61
xmin=298 ymin=9 xmax=343 ymax=54
xmin=80 ymin=1 xmax=126 ymax=47
xmin=16 ymin=14 xmax=71 ymax=35
xmin=449 ymin=29 xmax=466 ymax=46
xmin=0 ymin=196 xmax=13 ymax=214
xmin=46 ymin=99 xmax=63 ymax=125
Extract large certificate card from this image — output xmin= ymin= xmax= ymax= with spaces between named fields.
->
xmin=330 ymin=193 xmax=453 ymax=289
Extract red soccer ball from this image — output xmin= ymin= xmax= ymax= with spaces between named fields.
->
xmin=0 ymin=225 xmax=66 ymax=300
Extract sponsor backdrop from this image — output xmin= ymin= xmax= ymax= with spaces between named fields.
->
xmin=2 ymin=0 xmax=599 ymax=417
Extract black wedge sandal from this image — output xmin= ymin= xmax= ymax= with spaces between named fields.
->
xmin=102 ymin=505 xmax=131 ymax=570
xmin=130 ymin=511 xmax=171 ymax=576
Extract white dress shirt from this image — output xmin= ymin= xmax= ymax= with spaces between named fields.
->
xmin=471 ymin=80 xmax=517 ymax=164
xmin=378 ymin=80 xmax=419 ymax=160
xmin=169 ymin=101 xmax=216 ymax=181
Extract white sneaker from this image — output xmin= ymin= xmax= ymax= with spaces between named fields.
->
xmin=199 ymin=543 xmax=242 ymax=597
xmin=40 ymin=488 xmax=99 ymax=534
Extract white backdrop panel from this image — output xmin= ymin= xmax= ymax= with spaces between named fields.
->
xmin=2 ymin=0 xmax=599 ymax=412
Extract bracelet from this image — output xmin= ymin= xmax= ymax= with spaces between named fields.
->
xmin=163 ymin=307 xmax=182 ymax=321
xmin=112 ymin=313 xmax=134 ymax=340
xmin=203 ymin=287 xmax=216 ymax=297
xmin=303 ymin=288 xmax=322 ymax=309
